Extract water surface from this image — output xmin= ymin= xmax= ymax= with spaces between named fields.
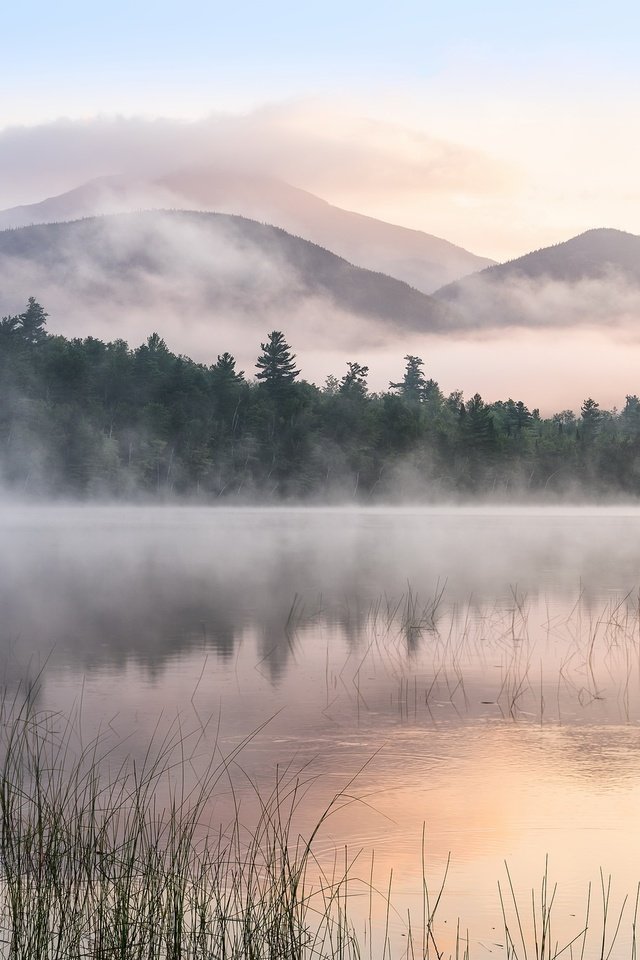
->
xmin=3 ymin=504 xmax=640 ymax=955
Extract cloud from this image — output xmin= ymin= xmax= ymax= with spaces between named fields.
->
xmin=0 ymin=103 xmax=510 ymax=210
xmin=3 ymin=208 xmax=640 ymax=413
xmin=441 ymin=268 xmax=640 ymax=335
xmin=0 ymin=211 xmax=404 ymax=382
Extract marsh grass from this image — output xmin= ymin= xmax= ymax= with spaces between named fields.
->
xmin=0 ymin=687 xmax=639 ymax=958
xmin=0 ymin=688 xmax=366 ymax=960
xmin=3 ymin=584 xmax=640 ymax=958
xmin=312 ymin=585 xmax=640 ymax=725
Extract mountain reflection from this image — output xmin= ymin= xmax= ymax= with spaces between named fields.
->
xmin=2 ymin=505 xmax=640 ymax=686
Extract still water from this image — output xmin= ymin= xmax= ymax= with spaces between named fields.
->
xmin=3 ymin=504 xmax=640 ymax=956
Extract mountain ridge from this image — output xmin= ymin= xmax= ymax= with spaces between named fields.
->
xmin=0 ymin=168 xmax=494 ymax=293
xmin=437 ymin=227 xmax=640 ymax=295
xmin=0 ymin=210 xmax=453 ymax=355
xmin=432 ymin=227 xmax=640 ymax=331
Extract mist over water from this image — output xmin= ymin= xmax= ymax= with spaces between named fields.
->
xmin=3 ymin=504 xmax=640 ymax=675
xmin=4 ymin=503 xmax=640 ymax=954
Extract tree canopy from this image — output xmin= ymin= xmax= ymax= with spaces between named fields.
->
xmin=2 ymin=299 xmax=639 ymax=500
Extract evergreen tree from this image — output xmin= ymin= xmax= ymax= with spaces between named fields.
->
xmin=211 ymin=352 xmax=244 ymax=387
xmin=505 ymin=399 xmax=532 ymax=436
xmin=18 ymin=297 xmax=48 ymax=344
xmin=580 ymin=397 xmax=601 ymax=439
xmin=0 ymin=314 xmax=19 ymax=339
xmin=446 ymin=390 xmax=464 ymax=414
xmin=255 ymin=332 xmax=299 ymax=391
xmin=390 ymin=355 xmax=427 ymax=403
xmin=422 ymin=378 xmax=443 ymax=406
xmin=621 ymin=395 xmax=640 ymax=439
xmin=322 ymin=374 xmax=340 ymax=396
xmin=464 ymin=393 xmax=496 ymax=451
xmin=144 ymin=332 xmax=168 ymax=355
xmin=340 ymin=362 xmax=369 ymax=398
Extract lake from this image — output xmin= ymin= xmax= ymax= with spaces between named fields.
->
xmin=2 ymin=504 xmax=640 ymax=957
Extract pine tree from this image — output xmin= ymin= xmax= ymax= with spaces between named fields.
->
xmin=464 ymin=393 xmax=496 ymax=451
xmin=255 ymin=332 xmax=299 ymax=391
xmin=339 ymin=362 xmax=369 ymax=398
xmin=18 ymin=297 xmax=48 ymax=344
xmin=390 ymin=355 xmax=426 ymax=403
xmin=579 ymin=397 xmax=601 ymax=441
xmin=211 ymin=352 xmax=244 ymax=387
xmin=621 ymin=395 xmax=640 ymax=439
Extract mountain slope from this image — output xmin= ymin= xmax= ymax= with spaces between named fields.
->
xmin=434 ymin=229 xmax=640 ymax=330
xmin=441 ymin=229 xmax=640 ymax=289
xmin=0 ymin=169 xmax=494 ymax=293
xmin=0 ymin=211 xmax=453 ymax=359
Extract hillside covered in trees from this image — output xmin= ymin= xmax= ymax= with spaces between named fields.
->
xmin=0 ymin=212 xmax=451 ymax=347
xmin=2 ymin=299 xmax=640 ymax=500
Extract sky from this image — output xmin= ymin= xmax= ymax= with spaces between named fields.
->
xmin=3 ymin=1 xmax=640 ymax=259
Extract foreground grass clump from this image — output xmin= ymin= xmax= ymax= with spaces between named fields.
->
xmin=0 ymin=693 xmax=361 ymax=960
xmin=2 ymin=688 xmax=640 ymax=960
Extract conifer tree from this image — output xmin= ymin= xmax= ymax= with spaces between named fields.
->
xmin=18 ymin=297 xmax=48 ymax=344
xmin=339 ymin=362 xmax=369 ymax=398
xmin=579 ymin=397 xmax=601 ymax=440
xmin=255 ymin=332 xmax=299 ymax=390
xmin=211 ymin=352 xmax=244 ymax=387
xmin=390 ymin=355 xmax=426 ymax=403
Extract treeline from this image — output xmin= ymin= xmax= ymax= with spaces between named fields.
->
xmin=2 ymin=298 xmax=640 ymax=499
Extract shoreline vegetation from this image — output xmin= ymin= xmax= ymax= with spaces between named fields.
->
xmin=0 ymin=688 xmax=637 ymax=960
xmin=3 ymin=300 xmax=640 ymax=501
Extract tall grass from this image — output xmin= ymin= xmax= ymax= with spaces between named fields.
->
xmin=0 ymin=689 xmax=363 ymax=959
xmin=0 ymin=684 xmax=639 ymax=958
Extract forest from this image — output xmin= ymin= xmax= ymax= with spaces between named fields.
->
xmin=2 ymin=298 xmax=640 ymax=500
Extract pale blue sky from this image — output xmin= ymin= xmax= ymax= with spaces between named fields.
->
xmin=2 ymin=1 xmax=639 ymax=119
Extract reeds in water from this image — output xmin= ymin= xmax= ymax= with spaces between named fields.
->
xmin=0 ymin=682 xmax=639 ymax=958
xmin=0 ymin=690 xmax=362 ymax=959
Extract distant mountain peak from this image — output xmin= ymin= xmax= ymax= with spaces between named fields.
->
xmin=440 ymin=226 xmax=640 ymax=290
xmin=434 ymin=227 xmax=640 ymax=331
xmin=0 ymin=168 xmax=494 ymax=293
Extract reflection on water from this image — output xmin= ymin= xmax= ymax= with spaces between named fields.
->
xmin=3 ymin=504 xmax=640 ymax=674
xmin=3 ymin=504 xmax=640 ymax=954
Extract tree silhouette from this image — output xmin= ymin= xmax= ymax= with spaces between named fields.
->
xmin=340 ymin=362 xmax=369 ymax=398
xmin=211 ymin=352 xmax=244 ymax=387
xmin=17 ymin=297 xmax=48 ymax=345
xmin=255 ymin=331 xmax=299 ymax=392
xmin=580 ymin=397 xmax=601 ymax=440
xmin=390 ymin=355 xmax=426 ymax=403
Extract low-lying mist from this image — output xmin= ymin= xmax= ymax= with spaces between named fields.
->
xmin=0 ymin=212 xmax=392 ymax=356
xmin=2 ymin=504 xmax=639 ymax=682
xmin=0 ymin=210 xmax=450 ymax=375
xmin=441 ymin=268 xmax=640 ymax=334
xmin=3 ymin=211 xmax=640 ymax=407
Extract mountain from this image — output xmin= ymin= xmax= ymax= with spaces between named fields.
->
xmin=434 ymin=229 xmax=640 ymax=330
xmin=0 ymin=211 xmax=453 ymax=361
xmin=440 ymin=229 xmax=640 ymax=289
xmin=0 ymin=169 xmax=494 ymax=293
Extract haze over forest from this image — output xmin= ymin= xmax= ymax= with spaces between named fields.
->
xmin=3 ymin=295 xmax=640 ymax=501
xmin=4 ymin=1 xmax=640 ymax=475
xmin=3 ymin=164 xmax=640 ymax=414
